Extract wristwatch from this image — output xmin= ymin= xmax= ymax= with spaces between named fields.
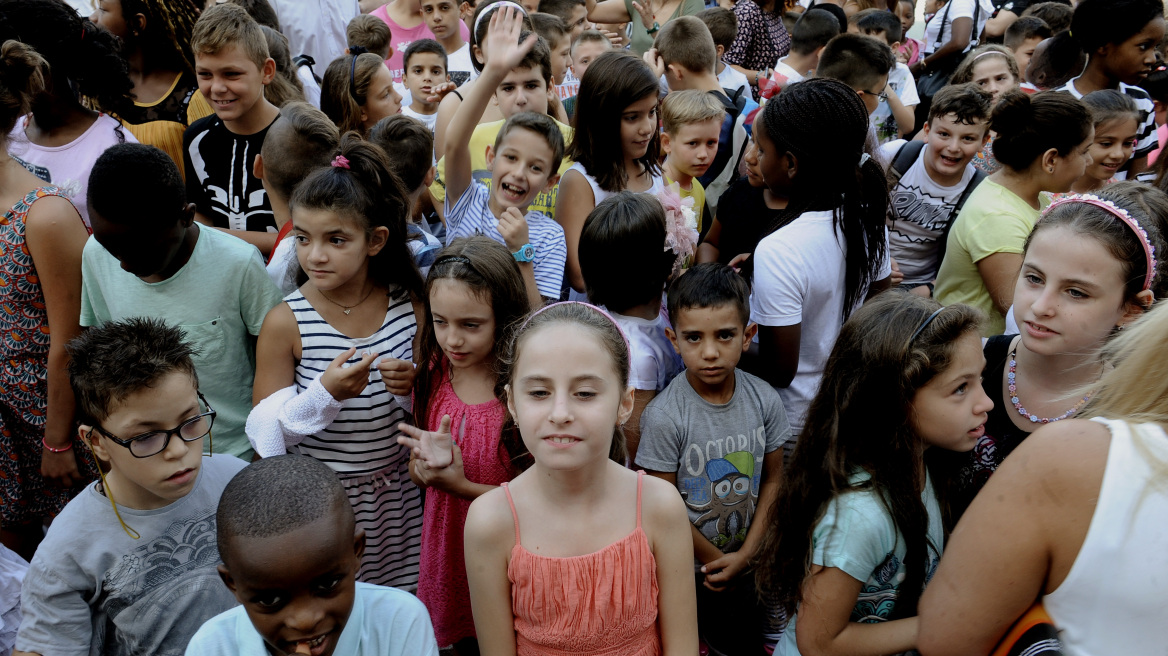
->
xmin=646 ymin=21 xmax=660 ymax=34
xmin=513 ymin=243 xmax=536 ymax=263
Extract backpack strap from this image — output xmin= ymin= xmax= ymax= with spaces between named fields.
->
xmin=890 ymin=140 xmax=926 ymax=183
xmin=936 ymin=167 xmax=987 ymax=264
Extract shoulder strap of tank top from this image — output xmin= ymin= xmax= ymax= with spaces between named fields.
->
xmin=636 ymin=470 xmax=644 ymax=529
xmin=501 ymin=482 xmax=521 ymax=544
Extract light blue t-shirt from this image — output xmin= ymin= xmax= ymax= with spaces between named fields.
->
xmin=185 ymin=582 xmax=439 ymax=656
xmin=777 ymin=471 xmax=943 ymax=655
xmin=80 ymin=223 xmax=284 ymax=459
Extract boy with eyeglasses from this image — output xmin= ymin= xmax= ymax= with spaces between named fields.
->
xmin=13 ymin=318 xmax=248 ymax=656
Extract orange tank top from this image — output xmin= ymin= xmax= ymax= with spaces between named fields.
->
xmin=502 ymin=471 xmax=661 ymax=656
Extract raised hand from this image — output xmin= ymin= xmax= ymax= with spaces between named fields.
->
xmin=630 ymin=0 xmax=656 ymax=29
xmin=397 ymin=414 xmax=455 ymax=469
xmin=320 ymin=347 xmax=379 ymax=402
xmin=484 ymin=5 xmax=539 ymax=76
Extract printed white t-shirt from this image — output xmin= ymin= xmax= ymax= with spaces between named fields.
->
xmin=871 ymin=63 xmax=920 ymax=145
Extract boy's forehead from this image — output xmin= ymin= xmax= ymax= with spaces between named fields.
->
xmin=422 ymin=0 xmax=452 ymax=9
xmin=933 ymin=112 xmax=987 ymax=133
xmin=675 ymin=303 xmax=746 ymax=328
xmin=501 ymin=66 xmax=546 ymax=85
xmin=408 ymin=52 xmax=447 ymax=68
xmin=498 ymin=127 xmax=556 ymax=161
xmin=195 ymin=43 xmax=259 ymax=70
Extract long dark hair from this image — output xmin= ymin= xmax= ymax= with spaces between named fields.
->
xmin=755 ymin=293 xmax=984 ymax=619
xmin=991 ymin=90 xmax=1093 ymax=172
xmin=566 ymin=50 xmax=662 ymax=193
xmin=289 ymin=132 xmax=423 ymax=300
xmin=748 ymin=77 xmax=888 ymax=319
xmin=0 ymin=0 xmax=133 ymax=119
xmin=413 ymin=238 xmax=530 ymax=461
xmin=117 ymin=0 xmax=202 ymax=77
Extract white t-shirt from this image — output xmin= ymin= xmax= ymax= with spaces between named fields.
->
xmin=610 ymin=305 xmax=685 ymax=392
xmin=446 ymin=42 xmax=479 ymax=88
xmin=296 ymin=64 xmax=322 ymax=108
xmin=880 ymin=139 xmax=979 ymax=285
xmin=923 ymin=0 xmax=994 ymax=56
xmin=871 ymin=63 xmax=920 ymax=145
xmin=269 ymin=0 xmax=359 ymax=74
xmin=749 ymin=210 xmax=891 ymax=434
xmin=770 ymin=58 xmax=808 ymax=94
xmin=719 ymin=61 xmax=752 ymax=99
xmin=557 ymin=69 xmax=580 ymax=101
xmin=401 ymin=105 xmax=439 ymax=132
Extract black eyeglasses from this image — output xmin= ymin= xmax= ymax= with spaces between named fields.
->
xmin=93 ymin=393 xmax=216 ymax=458
xmin=862 ymin=88 xmax=889 ymax=103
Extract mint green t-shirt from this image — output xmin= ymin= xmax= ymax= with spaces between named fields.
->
xmin=777 ymin=471 xmax=944 ymax=655
xmin=80 ymin=224 xmax=283 ymax=459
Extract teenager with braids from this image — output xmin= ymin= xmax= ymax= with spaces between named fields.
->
xmin=0 ymin=0 xmax=137 ymax=228
xmin=89 ymin=0 xmax=213 ymax=172
xmin=744 ymin=77 xmax=891 ymax=440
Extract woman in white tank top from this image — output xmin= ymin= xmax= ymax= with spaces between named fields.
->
xmin=917 ymin=301 xmax=1168 ymax=656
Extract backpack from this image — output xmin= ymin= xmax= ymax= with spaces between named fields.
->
xmin=887 ymin=139 xmax=986 ymax=264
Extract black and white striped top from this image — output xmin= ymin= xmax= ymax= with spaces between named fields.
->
xmin=288 ymin=291 xmax=416 ymax=477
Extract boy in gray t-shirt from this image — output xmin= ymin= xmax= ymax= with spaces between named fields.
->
xmin=15 ymin=319 xmax=247 ymax=656
xmin=635 ymin=264 xmax=790 ymax=655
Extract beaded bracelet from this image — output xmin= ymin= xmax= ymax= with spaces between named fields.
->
xmin=42 ymin=436 xmax=73 ymax=452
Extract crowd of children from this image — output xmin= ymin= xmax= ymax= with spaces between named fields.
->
xmin=4 ymin=0 xmax=1168 ymax=655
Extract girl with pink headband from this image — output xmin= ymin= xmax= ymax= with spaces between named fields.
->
xmin=947 ymin=184 xmax=1164 ymax=521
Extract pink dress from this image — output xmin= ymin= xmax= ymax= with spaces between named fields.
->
xmin=415 ymin=366 xmax=508 ymax=647
xmin=503 ymin=471 xmax=661 ymax=656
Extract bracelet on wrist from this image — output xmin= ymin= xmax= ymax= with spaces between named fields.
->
xmin=646 ymin=21 xmax=660 ymax=34
xmin=42 ymin=436 xmax=73 ymax=453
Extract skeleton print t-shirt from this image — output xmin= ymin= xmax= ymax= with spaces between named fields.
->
xmin=636 ymin=368 xmax=790 ymax=565
xmin=183 ymin=115 xmax=278 ymax=233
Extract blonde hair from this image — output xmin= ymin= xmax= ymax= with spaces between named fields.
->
xmin=320 ymin=52 xmax=385 ymax=135
xmin=1082 ymin=301 xmax=1168 ymax=425
xmin=347 ymin=14 xmax=391 ymax=59
xmin=661 ymin=89 xmax=726 ymax=135
xmin=191 ymin=3 xmax=270 ymax=70
xmin=653 ymin=15 xmax=717 ymax=74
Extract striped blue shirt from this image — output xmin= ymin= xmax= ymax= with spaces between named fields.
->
xmin=445 ymin=180 xmax=566 ymax=298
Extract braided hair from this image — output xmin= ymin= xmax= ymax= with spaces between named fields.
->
xmin=750 ymin=77 xmax=889 ymax=319
xmin=119 ymin=0 xmax=202 ymax=77
xmin=0 ymin=0 xmax=133 ymax=117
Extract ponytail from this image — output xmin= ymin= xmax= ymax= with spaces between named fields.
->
xmin=991 ymin=90 xmax=1092 ymax=171
xmin=0 ymin=40 xmax=46 ymax=138
xmin=289 ymin=132 xmax=424 ymax=300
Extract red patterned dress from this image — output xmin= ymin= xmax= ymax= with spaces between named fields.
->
xmin=0 ymin=187 xmax=95 ymax=526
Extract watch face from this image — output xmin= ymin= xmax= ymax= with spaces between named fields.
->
xmin=515 ymin=244 xmax=535 ymax=262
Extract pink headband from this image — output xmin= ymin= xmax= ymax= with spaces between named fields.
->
xmin=1043 ymin=193 xmax=1158 ymax=291
xmin=521 ymin=302 xmax=633 ymax=380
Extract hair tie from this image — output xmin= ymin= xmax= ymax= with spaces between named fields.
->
xmin=907 ymin=306 xmax=946 ymax=347
xmin=348 ymin=45 xmax=369 ymax=56
xmin=435 ymin=255 xmax=473 ymax=267
xmin=1043 ymin=194 xmax=1158 ymax=291
xmin=473 ymin=1 xmax=528 ymax=40
xmin=521 ymin=302 xmax=633 ymax=380
xmin=331 ymin=155 xmax=350 ymax=169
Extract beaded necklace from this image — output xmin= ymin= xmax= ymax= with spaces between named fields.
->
xmin=1007 ymin=347 xmax=1093 ymax=424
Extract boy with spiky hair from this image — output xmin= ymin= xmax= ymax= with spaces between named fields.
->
xmin=14 ymin=318 xmax=248 ymax=656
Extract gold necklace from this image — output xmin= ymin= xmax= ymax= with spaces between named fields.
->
xmin=318 ymin=285 xmax=375 ymax=315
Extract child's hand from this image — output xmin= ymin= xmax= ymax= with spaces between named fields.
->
xmin=321 ymin=347 xmax=379 ymax=401
xmin=496 ymin=206 xmax=531 ymax=253
xmin=598 ymin=26 xmax=625 ymax=49
xmin=397 ymin=415 xmax=455 ymax=469
xmin=412 ymin=440 xmax=468 ymax=494
xmin=727 ymin=252 xmax=750 ymax=272
xmin=701 ymin=549 xmax=751 ymax=591
xmin=378 ymin=357 xmax=417 ymax=396
xmin=425 ymin=81 xmax=459 ymax=103
xmin=643 ymin=47 xmax=666 ymax=79
xmin=890 ymin=257 xmax=904 ymax=287
xmin=630 ymin=1 xmax=655 ymax=29
xmin=483 ymin=5 xmax=538 ymax=76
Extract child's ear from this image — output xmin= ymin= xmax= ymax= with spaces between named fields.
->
xmin=660 ymin=132 xmax=672 ymax=155
xmin=1041 ymin=147 xmax=1060 ymax=174
xmin=253 ymin=153 xmax=265 ymax=181
xmin=485 ymin=143 xmax=496 ymax=168
xmin=715 ymin=44 xmax=725 ymax=60
xmin=616 ymin=386 xmax=636 ymax=425
xmin=891 ymin=41 xmax=902 ymax=52
xmin=665 ymin=326 xmax=681 ymax=355
xmin=180 ymin=202 xmax=197 ymax=227
xmin=542 ymin=172 xmax=561 ymax=192
xmin=261 ymin=57 xmax=277 ymax=85
xmin=473 ymin=45 xmax=485 ymax=65
xmin=743 ymin=322 xmax=758 ymax=350
xmin=424 ymin=165 xmax=437 ymax=187
xmin=353 ymin=529 xmax=367 ymax=561
xmin=81 ymin=425 xmax=110 ymax=462
xmin=367 ymin=226 xmax=390 ymax=256
xmin=1122 ymin=290 xmax=1155 ymax=326
xmin=666 ymin=63 xmax=684 ymax=82
xmin=217 ymin=564 xmax=238 ymax=595
xmin=505 ymin=383 xmax=516 ymax=418
xmin=785 ymin=151 xmax=799 ymax=181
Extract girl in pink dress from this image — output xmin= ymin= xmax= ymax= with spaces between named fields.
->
xmin=397 ymin=236 xmax=531 ymax=654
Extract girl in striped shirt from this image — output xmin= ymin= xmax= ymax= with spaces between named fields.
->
xmin=252 ymin=134 xmax=427 ymax=590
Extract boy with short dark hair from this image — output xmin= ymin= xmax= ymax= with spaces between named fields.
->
xmin=401 ymin=39 xmax=450 ymax=132
xmin=444 ymin=12 xmax=568 ymax=307
xmin=1024 ymin=34 xmax=1086 ymax=91
xmin=636 ymin=262 xmax=790 ymax=656
xmin=857 ymin=10 xmax=919 ymax=143
xmin=421 ymin=0 xmax=477 ymax=86
xmin=347 ymin=13 xmax=392 ymax=59
xmin=14 ymin=318 xmax=248 ymax=656
xmin=1004 ymin=15 xmax=1052 ymax=75
xmin=83 ymin=144 xmax=284 ymax=460
xmin=186 ymin=455 xmax=439 ymax=655
xmin=570 ymin=29 xmax=611 ymax=81
xmin=653 ymin=16 xmax=750 ymax=215
xmin=695 ymin=8 xmax=751 ymax=100
xmin=255 ymin=102 xmax=340 ymax=293
xmin=185 ymin=3 xmax=282 ymax=257
xmin=1021 ymin=1 xmax=1072 ymax=34
xmin=539 ymin=0 xmax=588 ymax=42
xmin=768 ymin=7 xmax=840 ymax=95
xmin=368 ymin=115 xmax=445 ymax=276
xmin=815 ymin=32 xmax=895 ymax=115
xmin=879 ymin=83 xmax=993 ymax=295
xmin=530 ymin=13 xmax=575 ymax=117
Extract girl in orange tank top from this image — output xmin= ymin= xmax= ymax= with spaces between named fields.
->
xmin=407 ymin=302 xmax=697 ymax=656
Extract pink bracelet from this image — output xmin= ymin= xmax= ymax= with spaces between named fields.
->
xmin=42 ymin=437 xmax=73 ymax=453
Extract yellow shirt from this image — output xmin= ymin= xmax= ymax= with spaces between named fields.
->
xmin=934 ymin=178 xmax=1047 ymax=336
xmin=430 ymin=118 xmax=574 ymax=218
xmin=665 ymin=174 xmax=706 ymax=234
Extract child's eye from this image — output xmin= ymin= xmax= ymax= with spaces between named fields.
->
xmin=527 ymin=389 xmax=550 ymax=399
xmin=315 ymin=576 xmax=344 ymax=595
xmin=1024 ymin=273 xmax=1043 ymax=285
xmin=505 ymin=153 xmax=517 ymax=161
xmin=252 ymin=593 xmax=286 ymax=610
xmin=717 ymin=330 xmax=735 ymax=340
xmin=575 ymin=390 xmax=597 ymax=399
xmin=330 ymin=237 xmax=346 ymax=245
xmin=954 ymin=382 xmax=968 ymax=395
xmin=1067 ymin=288 xmax=1088 ymax=299
xmin=294 ymin=235 xmax=308 ymax=244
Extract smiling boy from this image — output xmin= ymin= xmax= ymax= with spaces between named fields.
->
xmin=444 ymin=11 xmax=567 ymax=307
xmin=880 ymin=83 xmax=992 ymax=295
xmin=184 ymin=3 xmax=282 ymax=257
xmin=186 ymin=455 xmax=438 ymax=656
xmin=14 ymin=318 xmax=248 ymax=656
xmin=401 ymin=40 xmax=451 ymax=132
xmin=636 ymin=263 xmax=790 ymax=656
